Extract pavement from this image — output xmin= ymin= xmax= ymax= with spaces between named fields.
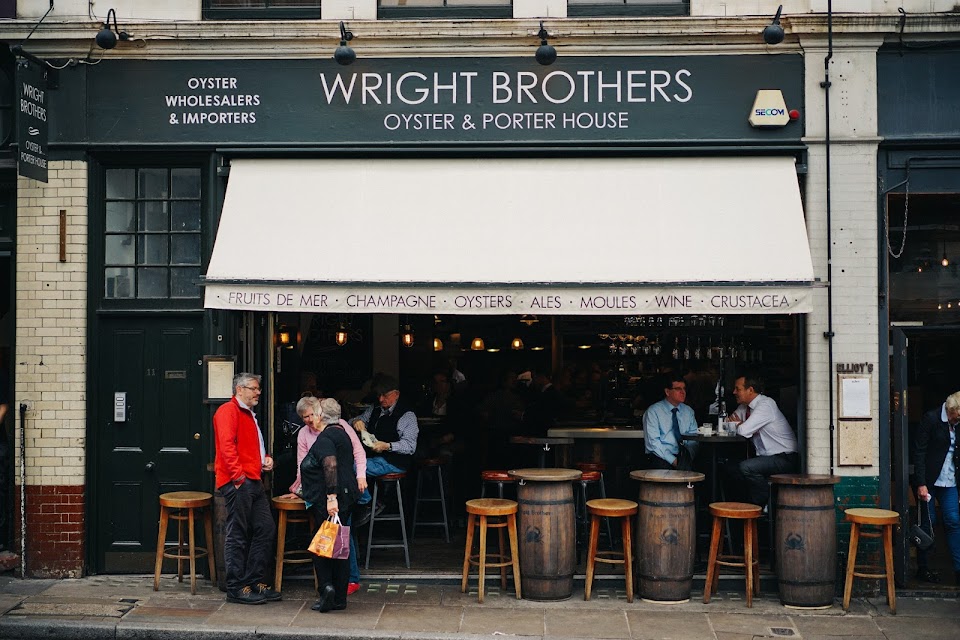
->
xmin=0 ymin=573 xmax=958 ymax=640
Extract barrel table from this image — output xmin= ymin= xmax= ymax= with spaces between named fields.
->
xmin=770 ymin=474 xmax=840 ymax=609
xmin=507 ymin=468 xmax=582 ymax=600
xmin=629 ymin=469 xmax=704 ymax=604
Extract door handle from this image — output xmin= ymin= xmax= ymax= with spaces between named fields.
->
xmin=145 ymin=461 xmax=156 ymax=472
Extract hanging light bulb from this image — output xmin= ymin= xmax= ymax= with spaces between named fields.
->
xmin=943 ymin=254 xmax=950 ymax=268
xmin=335 ymin=325 xmax=348 ymax=346
xmin=470 ymin=337 xmax=485 ymax=351
xmin=511 ymin=337 xmax=524 ymax=350
xmin=938 ymin=303 xmax=943 ymax=311
xmin=433 ymin=337 xmax=443 ymax=352
xmin=400 ymin=324 xmax=415 ymax=348
xmin=918 ymin=266 xmax=923 ymax=273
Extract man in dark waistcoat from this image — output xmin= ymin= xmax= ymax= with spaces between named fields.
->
xmin=350 ymin=374 xmax=419 ymax=478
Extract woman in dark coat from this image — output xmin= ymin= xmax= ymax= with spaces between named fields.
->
xmin=300 ymin=397 xmax=359 ymax=611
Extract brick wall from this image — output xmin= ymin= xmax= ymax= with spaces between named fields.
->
xmin=800 ymin=35 xmax=883 ymax=476
xmin=13 ymin=486 xmax=85 ymax=578
xmin=14 ymin=161 xmax=88 ymax=577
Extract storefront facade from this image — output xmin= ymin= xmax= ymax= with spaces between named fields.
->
xmin=2 ymin=3 xmax=954 ymax=579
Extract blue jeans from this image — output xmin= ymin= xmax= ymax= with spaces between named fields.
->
xmin=919 ymin=485 xmax=960 ymax=571
xmin=365 ymin=456 xmax=405 ymax=478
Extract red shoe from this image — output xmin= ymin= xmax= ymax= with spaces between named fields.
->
xmin=347 ymin=582 xmax=361 ymax=596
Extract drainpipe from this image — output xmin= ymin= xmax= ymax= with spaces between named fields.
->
xmin=821 ymin=3 xmax=836 ymax=475
xmin=19 ymin=402 xmax=27 ymax=577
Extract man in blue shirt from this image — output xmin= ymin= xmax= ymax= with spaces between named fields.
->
xmin=643 ymin=374 xmax=698 ymax=470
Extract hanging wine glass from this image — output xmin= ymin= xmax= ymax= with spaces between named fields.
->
xmin=707 ymin=336 xmax=714 ymax=360
xmin=651 ymin=339 xmax=661 ymax=356
xmin=694 ymin=337 xmax=702 ymax=360
xmin=683 ymin=336 xmax=690 ymax=360
xmin=672 ymin=337 xmax=680 ymax=360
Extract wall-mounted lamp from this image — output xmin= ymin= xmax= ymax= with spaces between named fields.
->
xmin=401 ymin=324 xmax=415 ymax=348
xmin=277 ymin=325 xmax=294 ymax=349
xmin=335 ymin=324 xmax=349 ymax=347
xmin=511 ymin=337 xmax=524 ymax=350
xmin=96 ymin=8 xmax=131 ymax=50
xmin=470 ymin=337 xmax=485 ymax=351
xmin=762 ymin=5 xmax=784 ymax=45
xmin=942 ymin=241 xmax=950 ymax=267
xmin=433 ymin=337 xmax=444 ymax=352
xmin=335 ymin=21 xmax=356 ymax=66
xmin=530 ymin=346 xmax=545 ymax=352
xmin=535 ymin=21 xmax=557 ymax=66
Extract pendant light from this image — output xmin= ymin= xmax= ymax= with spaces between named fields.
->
xmin=335 ymin=324 xmax=348 ymax=346
xmin=511 ymin=337 xmax=524 ymax=350
xmin=433 ymin=337 xmax=444 ymax=352
xmin=400 ymin=324 xmax=415 ymax=348
xmin=470 ymin=337 xmax=485 ymax=351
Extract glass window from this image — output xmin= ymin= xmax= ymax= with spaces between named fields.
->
xmin=567 ymin=0 xmax=688 ymax=17
xmin=377 ymin=0 xmax=511 ymax=17
xmin=204 ymin=0 xmax=321 ymax=18
xmin=888 ymin=193 xmax=960 ymax=325
xmin=104 ymin=167 xmax=203 ymax=300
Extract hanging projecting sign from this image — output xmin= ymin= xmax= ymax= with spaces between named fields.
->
xmin=15 ymin=61 xmax=49 ymax=183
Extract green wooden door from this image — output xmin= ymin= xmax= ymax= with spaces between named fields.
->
xmin=96 ymin=316 xmax=206 ymax=572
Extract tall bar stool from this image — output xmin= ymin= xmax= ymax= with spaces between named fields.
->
xmin=461 ymin=498 xmax=521 ymax=603
xmin=272 ymin=496 xmax=317 ymax=593
xmin=575 ymin=470 xmax=613 ymax=554
xmin=584 ymin=498 xmax=637 ymax=603
xmin=703 ymin=502 xmax=761 ymax=608
xmin=480 ymin=470 xmax=517 ymax=499
xmin=365 ymin=472 xmax=410 ymax=569
xmin=842 ymin=507 xmax=899 ymax=614
xmin=153 ymin=491 xmax=216 ymax=595
xmin=412 ymin=458 xmax=450 ymax=542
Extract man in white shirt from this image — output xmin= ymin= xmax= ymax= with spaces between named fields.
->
xmin=725 ymin=374 xmax=799 ymax=507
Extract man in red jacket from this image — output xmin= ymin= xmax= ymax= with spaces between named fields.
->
xmin=214 ymin=373 xmax=279 ymax=605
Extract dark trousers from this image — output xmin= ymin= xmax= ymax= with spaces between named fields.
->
xmin=310 ymin=505 xmax=352 ymax=607
xmin=221 ymin=478 xmax=276 ymax=592
xmin=646 ymin=448 xmax=694 ymax=472
xmin=725 ymin=452 xmax=799 ymax=506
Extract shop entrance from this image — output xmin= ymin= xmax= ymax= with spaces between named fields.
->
xmin=94 ymin=316 xmax=205 ymax=572
xmin=890 ymin=325 xmax=960 ymax=589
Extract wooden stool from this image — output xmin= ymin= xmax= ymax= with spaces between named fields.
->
xmin=272 ymin=496 xmax=317 ymax=593
xmin=575 ymin=469 xmax=613 ymax=554
xmin=480 ymin=470 xmax=517 ymax=499
xmin=366 ymin=472 xmax=410 ymax=569
xmin=703 ymin=502 xmax=761 ymax=607
xmin=461 ymin=498 xmax=521 ymax=603
xmin=842 ymin=508 xmax=899 ymax=614
xmin=154 ymin=491 xmax=216 ymax=594
xmin=412 ymin=458 xmax=450 ymax=542
xmin=584 ymin=498 xmax=637 ymax=603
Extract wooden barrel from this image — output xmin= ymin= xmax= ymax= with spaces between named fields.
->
xmin=509 ymin=468 xmax=581 ymax=600
xmin=212 ymin=489 xmax=227 ymax=592
xmin=771 ymin=474 xmax=840 ymax=609
xmin=630 ymin=469 xmax=704 ymax=603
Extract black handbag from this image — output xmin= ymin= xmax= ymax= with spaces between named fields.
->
xmin=909 ymin=500 xmax=934 ymax=551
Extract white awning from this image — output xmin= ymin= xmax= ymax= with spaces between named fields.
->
xmin=204 ymin=157 xmax=815 ymax=315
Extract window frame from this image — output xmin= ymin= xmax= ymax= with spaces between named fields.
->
xmin=93 ymin=156 xmax=210 ymax=312
xmin=202 ymin=0 xmax=321 ymax=20
xmin=567 ymin=0 xmax=688 ymax=17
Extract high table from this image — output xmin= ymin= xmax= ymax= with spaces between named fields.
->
xmin=770 ymin=474 xmax=841 ymax=609
xmin=681 ymin=432 xmax=750 ymax=503
xmin=509 ymin=436 xmax=574 ymax=468
xmin=507 ymin=467 xmax=582 ymax=600
xmin=629 ymin=469 xmax=705 ymax=603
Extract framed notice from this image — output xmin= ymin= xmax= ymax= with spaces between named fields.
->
xmin=204 ymin=355 xmax=236 ymax=404
xmin=838 ymin=375 xmax=872 ymax=420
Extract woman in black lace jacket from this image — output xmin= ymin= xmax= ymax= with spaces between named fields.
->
xmin=301 ymin=397 xmax=359 ymax=611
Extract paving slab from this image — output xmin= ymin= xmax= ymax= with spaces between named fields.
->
xmin=376 ymin=604 xmax=462 ymax=634
xmin=625 ymin=610 xmax=714 ymax=640
xmin=873 ymin=614 xmax=960 ymax=640
xmin=289 ymin=600 xmax=383 ymax=630
xmin=0 ymin=593 xmax=23 ymax=615
xmin=459 ymin=606 xmax=545 ymax=636
xmin=707 ymin=612 xmax=797 ymax=637
xmin=543 ymin=608 xmax=631 ymax=638
xmin=792 ymin=614 xmax=881 ymax=636
xmin=202 ymin=599 xmax=304 ymax=627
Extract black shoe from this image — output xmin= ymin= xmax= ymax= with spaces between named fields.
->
xmin=353 ymin=504 xmax=373 ymax=527
xmin=332 ymin=602 xmax=347 ymax=611
xmin=226 ymin=585 xmax=267 ymax=605
xmin=916 ymin=568 xmax=941 ymax=583
xmin=312 ymin=584 xmax=335 ymax=612
xmin=253 ymin=582 xmax=282 ymax=601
